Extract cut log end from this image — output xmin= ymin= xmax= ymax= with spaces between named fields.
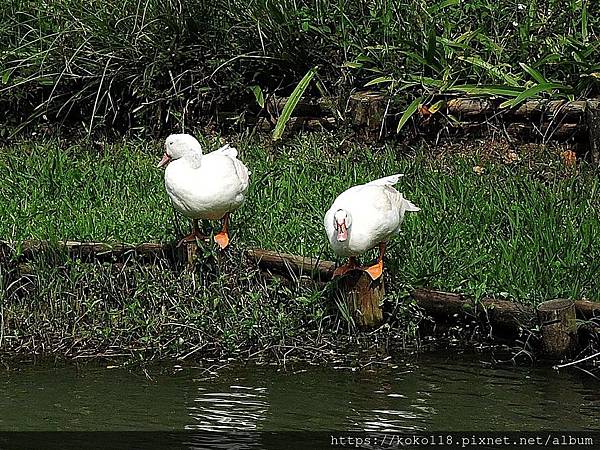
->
xmin=537 ymin=299 xmax=577 ymax=359
xmin=338 ymin=270 xmax=384 ymax=330
xmin=347 ymin=91 xmax=387 ymax=137
xmin=537 ymin=298 xmax=574 ymax=313
xmin=586 ymin=100 xmax=600 ymax=165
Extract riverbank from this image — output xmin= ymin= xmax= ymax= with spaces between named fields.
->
xmin=1 ymin=132 xmax=599 ymax=361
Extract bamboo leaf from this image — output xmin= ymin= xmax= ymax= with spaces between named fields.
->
xmin=499 ymin=82 xmax=565 ymax=108
xmin=397 ymin=96 xmax=423 ymax=133
xmin=425 ymin=27 xmax=437 ymax=67
xmin=343 ymin=61 xmax=363 ymax=69
xmin=364 ymin=76 xmax=395 ymax=87
xmin=428 ymin=0 xmax=460 ymax=13
xmin=249 ymin=85 xmax=265 ymax=108
xmin=519 ymin=63 xmax=546 ymax=84
xmin=459 ymin=56 xmax=520 ymax=86
xmin=448 ymin=84 xmax=522 ymax=96
xmin=273 ymin=67 xmax=316 ymax=141
xmin=582 ymin=0 xmax=589 ymax=43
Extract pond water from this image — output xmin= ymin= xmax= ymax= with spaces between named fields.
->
xmin=0 ymin=351 xmax=598 ymax=447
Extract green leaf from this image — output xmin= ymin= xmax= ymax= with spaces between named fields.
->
xmin=499 ymin=82 xmax=565 ymax=108
xmin=343 ymin=62 xmax=363 ymax=69
xmin=249 ymin=85 xmax=265 ymax=108
xmin=425 ymin=26 xmax=437 ymax=67
xmin=459 ymin=56 xmax=520 ymax=86
xmin=519 ymin=63 xmax=546 ymax=84
xmin=397 ymin=96 xmax=423 ymax=134
xmin=582 ymin=0 xmax=589 ymax=43
xmin=428 ymin=0 xmax=460 ymax=13
xmin=273 ymin=67 xmax=316 ymax=141
xmin=428 ymin=100 xmax=446 ymax=114
xmin=364 ymin=76 xmax=395 ymax=87
xmin=448 ymin=84 xmax=522 ymax=97
xmin=411 ymin=76 xmax=445 ymax=89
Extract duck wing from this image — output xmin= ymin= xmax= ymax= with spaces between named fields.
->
xmin=211 ymin=144 xmax=250 ymax=191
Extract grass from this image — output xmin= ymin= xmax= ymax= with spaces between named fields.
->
xmin=1 ymin=131 xmax=599 ymax=360
xmin=1 ymin=247 xmax=332 ymax=360
xmin=1 ymin=1 xmax=599 ymax=134
xmin=1 ymin=132 xmax=599 ymax=306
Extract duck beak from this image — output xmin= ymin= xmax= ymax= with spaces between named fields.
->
xmin=157 ymin=153 xmax=171 ymax=168
xmin=337 ymin=223 xmax=348 ymax=242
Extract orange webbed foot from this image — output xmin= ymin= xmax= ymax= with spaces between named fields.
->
xmin=364 ymin=260 xmax=384 ymax=280
xmin=214 ymin=231 xmax=230 ymax=250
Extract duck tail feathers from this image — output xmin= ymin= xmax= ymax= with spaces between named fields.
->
xmin=216 ymin=144 xmax=238 ymax=158
xmin=367 ymin=173 xmax=405 ymax=186
xmin=401 ymin=196 xmax=421 ymax=212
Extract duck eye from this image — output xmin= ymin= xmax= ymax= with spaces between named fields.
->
xmin=168 ymin=141 xmax=174 ymax=146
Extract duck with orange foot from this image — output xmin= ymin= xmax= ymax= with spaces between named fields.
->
xmin=324 ymin=174 xmax=420 ymax=280
xmin=158 ymin=134 xmax=250 ymax=250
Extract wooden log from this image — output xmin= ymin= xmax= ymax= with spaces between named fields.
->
xmin=586 ymin=100 xmax=600 ymax=165
xmin=446 ymin=98 xmax=592 ymax=121
xmin=245 ymin=248 xmax=335 ymax=282
xmin=185 ymin=242 xmax=198 ymax=268
xmin=337 ymin=270 xmax=384 ymax=329
xmin=411 ymin=288 xmax=534 ymax=337
xmin=446 ymin=98 xmax=496 ymax=117
xmin=574 ymin=300 xmax=600 ymax=321
xmin=537 ymin=299 xmax=577 ymax=358
xmin=512 ymin=100 xmax=587 ymax=120
xmin=2 ymin=240 xmax=599 ymax=333
xmin=268 ymin=96 xmax=330 ymax=117
xmin=0 ymin=240 xmax=184 ymax=264
xmin=506 ymin=122 xmax=582 ymax=140
xmin=347 ymin=91 xmax=387 ymax=137
xmin=254 ymin=116 xmax=336 ymax=132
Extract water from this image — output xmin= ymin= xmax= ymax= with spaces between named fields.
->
xmin=0 ymin=352 xmax=598 ymax=446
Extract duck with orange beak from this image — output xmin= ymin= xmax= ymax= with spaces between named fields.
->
xmin=324 ymin=174 xmax=420 ymax=280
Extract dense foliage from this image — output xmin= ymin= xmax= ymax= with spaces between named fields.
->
xmin=1 ymin=0 xmax=598 ymax=134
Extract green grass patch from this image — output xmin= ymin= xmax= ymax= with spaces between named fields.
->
xmin=1 ymin=133 xmax=599 ymax=305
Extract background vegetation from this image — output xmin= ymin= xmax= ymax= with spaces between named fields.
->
xmin=1 ymin=0 xmax=599 ymax=135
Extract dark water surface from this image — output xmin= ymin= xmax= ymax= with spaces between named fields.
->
xmin=1 ymin=352 xmax=598 ymax=434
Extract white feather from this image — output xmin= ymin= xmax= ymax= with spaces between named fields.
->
xmin=215 ymin=144 xmax=238 ymax=158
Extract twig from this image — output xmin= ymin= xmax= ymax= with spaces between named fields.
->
xmin=553 ymin=351 xmax=600 ymax=369
xmin=573 ymin=365 xmax=600 ymax=381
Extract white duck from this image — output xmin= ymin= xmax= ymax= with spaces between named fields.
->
xmin=324 ymin=174 xmax=420 ymax=280
xmin=158 ymin=133 xmax=250 ymax=249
